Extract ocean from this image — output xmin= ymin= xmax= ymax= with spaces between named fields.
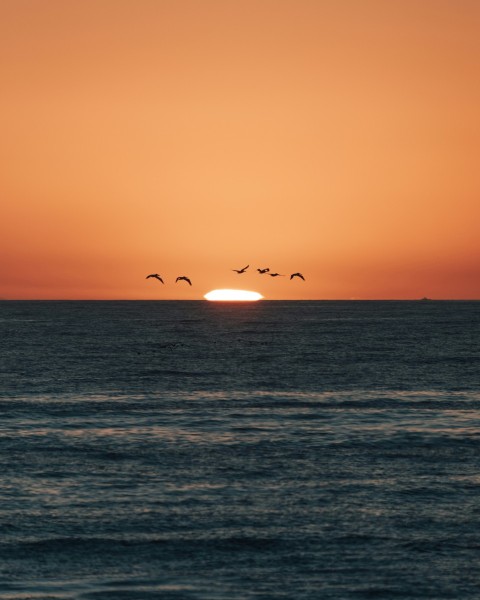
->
xmin=0 ymin=300 xmax=479 ymax=599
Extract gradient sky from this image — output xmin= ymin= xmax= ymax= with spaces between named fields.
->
xmin=1 ymin=0 xmax=479 ymax=299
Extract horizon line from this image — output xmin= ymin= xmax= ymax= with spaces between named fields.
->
xmin=1 ymin=298 xmax=479 ymax=302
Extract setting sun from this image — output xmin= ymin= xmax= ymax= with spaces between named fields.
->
xmin=204 ymin=289 xmax=263 ymax=302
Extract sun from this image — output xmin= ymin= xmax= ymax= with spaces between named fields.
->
xmin=204 ymin=289 xmax=263 ymax=301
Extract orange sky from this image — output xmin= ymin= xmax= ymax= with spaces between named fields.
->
xmin=1 ymin=0 xmax=479 ymax=299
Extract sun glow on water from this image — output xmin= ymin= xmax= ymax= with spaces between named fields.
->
xmin=204 ymin=289 xmax=263 ymax=301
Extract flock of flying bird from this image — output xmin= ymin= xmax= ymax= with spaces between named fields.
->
xmin=146 ymin=265 xmax=305 ymax=286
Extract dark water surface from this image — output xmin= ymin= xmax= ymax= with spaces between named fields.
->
xmin=0 ymin=301 xmax=479 ymax=599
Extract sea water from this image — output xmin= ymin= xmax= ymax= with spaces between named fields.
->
xmin=0 ymin=300 xmax=479 ymax=599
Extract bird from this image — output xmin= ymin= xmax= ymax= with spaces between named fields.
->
xmin=257 ymin=268 xmax=270 ymax=274
xmin=232 ymin=265 xmax=249 ymax=274
xmin=269 ymin=273 xmax=285 ymax=277
xmin=290 ymin=273 xmax=305 ymax=281
xmin=146 ymin=274 xmax=164 ymax=283
xmin=176 ymin=276 xmax=192 ymax=286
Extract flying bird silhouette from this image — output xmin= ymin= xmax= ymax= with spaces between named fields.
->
xmin=233 ymin=265 xmax=249 ymax=274
xmin=146 ymin=274 xmax=164 ymax=283
xmin=269 ymin=273 xmax=285 ymax=277
xmin=176 ymin=276 xmax=192 ymax=286
xmin=290 ymin=273 xmax=305 ymax=281
xmin=257 ymin=268 xmax=270 ymax=274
